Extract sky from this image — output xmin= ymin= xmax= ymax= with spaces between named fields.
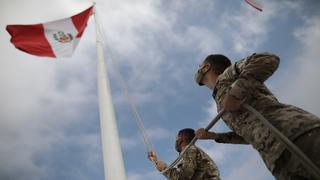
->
xmin=0 ymin=0 xmax=319 ymax=180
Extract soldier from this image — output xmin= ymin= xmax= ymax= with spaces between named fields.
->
xmin=194 ymin=53 xmax=320 ymax=180
xmin=148 ymin=128 xmax=220 ymax=180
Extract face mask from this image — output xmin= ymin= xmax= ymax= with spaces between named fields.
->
xmin=194 ymin=69 xmax=205 ymax=86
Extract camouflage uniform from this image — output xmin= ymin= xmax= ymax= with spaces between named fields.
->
xmin=212 ymin=53 xmax=320 ymax=179
xmin=163 ymin=145 xmax=220 ymax=180
xmin=273 ymin=127 xmax=320 ymax=180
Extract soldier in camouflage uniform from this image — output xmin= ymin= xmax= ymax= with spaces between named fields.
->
xmin=148 ymin=128 xmax=220 ymax=180
xmin=194 ymin=53 xmax=320 ymax=180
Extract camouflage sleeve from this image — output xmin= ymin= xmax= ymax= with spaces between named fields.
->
xmin=163 ymin=148 xmax=197 ymax=180
xmin=215 ymin=131 xmax=249 ymax=144
xmin=228 ymin=53 xmax=280 ymax=100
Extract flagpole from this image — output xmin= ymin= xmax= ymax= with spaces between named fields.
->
xmin=93 ymin=6 xmax=126 ymax=180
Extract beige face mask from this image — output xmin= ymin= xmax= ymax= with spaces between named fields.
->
xmin=195 ymin=63 xmax=211 ymax=86
xmin=194 ymin=69 xmax=205 ymax=86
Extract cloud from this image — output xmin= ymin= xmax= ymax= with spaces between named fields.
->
xmin=94 ymin=0 xmax=225 ymax=108
xmin=0 ymin=1 xmax=100 ymax=178
xmin=223 ymin=150 xmax=271 ymax=180
xmin=276 ymin=15 xmax=320 ymax=115
xmin=218 ymin=1 xmax=304 ymax=55
xmin=1 ymin=0 xmax=319 ymax=180
xmin=198 ymin=142 xmax=272 ymax=180
xmin=120 ymin=136 xmax=140 ymax=150
xmin=127 ymin=170 xmax=163 ymax=180
xmin=120 ymin=127 xmax=173 ymax=152
xmin=146 ymin=127 xmax=173 ymax=140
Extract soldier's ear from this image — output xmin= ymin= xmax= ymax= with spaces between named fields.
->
xmin=210 ymin=66 xmax=220 ymax=75
xmin=181 ymin=136 xmax=188 ymax=144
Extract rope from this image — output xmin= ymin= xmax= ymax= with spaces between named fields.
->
xmin=93 ymin=5 xmax=153 ymax=152
xmin=109 ymin=50 xmax=154 ymax=151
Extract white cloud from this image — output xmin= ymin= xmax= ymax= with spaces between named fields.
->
xmin=0 ymin=1 xmax=99 ymax=178
xmin=276 ymin=16 xmax=320 ymax=115
xmin=120 ymin=136 xmax=140 ymax=150
xmin=146 ymin=127 xmax=173 ymax=140
xmin=220 ymin=4 xmax=271 ymax=53
xmin=120 ymin=127 xmax=173 ymax=152
xmin=94 ymin=0 xmax=225 ymax=107
xmin=223 ymin=150 xmax=271 ymax=180
xmin=1 ymin=0 xmax=318 ymax=180
xmin=127 ymin=170 xmax=163 ymax=180
xmin=219 ymin=1 xmax=303 ymax=55
xmin=0 ymin=0 xmax=188 ymax=178
xmin=198 ymin=143 xmax=272 ymax=180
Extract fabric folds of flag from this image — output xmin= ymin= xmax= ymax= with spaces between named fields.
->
xmin=6 ymin=6 xmax=93 ymax=58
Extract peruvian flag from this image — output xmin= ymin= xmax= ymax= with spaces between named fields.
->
xmin=6 ymin=6 xmax=93 ymax=58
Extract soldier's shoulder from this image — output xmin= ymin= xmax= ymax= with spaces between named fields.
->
xmin=187 ymin=145 xmax=198 ymax=152
xmin=235 ymin=52 xmax=275 ymax=62
xmin=194 ymin=146 xmax=211 ymax=157
xmin=185 ymin=145 xmax=199 ymax=155
xmin=243 ymin=52 xmax=279 ymax=62
xmin=234 ymin=52 xmax=278 ymax=69
xmin=192 ymin=145 xmax=211 ymax=158
xmin=217 ymin=63 xmax=237 ymax=81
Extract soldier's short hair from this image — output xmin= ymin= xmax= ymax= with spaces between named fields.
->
xmin=203 ymin=54 xmax=231 ymax=75
xmin=178 ymin=128 xmax=195 ymax=143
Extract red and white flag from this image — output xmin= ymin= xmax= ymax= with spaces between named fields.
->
xmin=6 ymin=6 xmax=93 ymax=58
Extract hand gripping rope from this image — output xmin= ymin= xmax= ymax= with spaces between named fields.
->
xmin=161 ymin=104 xmax=320 ymax=180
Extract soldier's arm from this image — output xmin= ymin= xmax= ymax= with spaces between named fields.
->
xmin=163 ymin=148 xmax=198 ymax=180
xmin=228 ymin=53 xmax=280 ymax=100
xmin=215 ymin=131 xmax=249 ymax=144
xmin=196 ymin=128 xmax=248 ymax=144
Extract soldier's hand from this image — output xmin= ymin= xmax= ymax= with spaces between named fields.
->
xmin=223 ymin=93 xmax=241 ymax=112
xmin=148 ymin=150 xmax=167 ymax=171
xmin=155 ymin=161 xmax=167 ymax=171
xmin=196 ymin=128 xmax=218 ymax=140
xmin=147 ymin=149 xmax=158 ymax=162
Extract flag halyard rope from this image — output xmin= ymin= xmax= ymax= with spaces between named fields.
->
xmin=94 ymin=6 xmax=153 ymax=152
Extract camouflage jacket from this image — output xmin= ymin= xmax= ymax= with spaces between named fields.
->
xmin=212 ymin=52 xmax=320 ymax=172
xmin=164 ymin=145 xmax=220 ymax=180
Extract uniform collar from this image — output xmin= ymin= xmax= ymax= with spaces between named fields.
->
xmin=212 ymin=75 xmax=222 ymax=99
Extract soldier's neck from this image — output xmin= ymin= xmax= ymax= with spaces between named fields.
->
xmin=207 ymin=75 xmax=219 ymax=90
xmin=180 ymin=144 xmax=191 ymax=152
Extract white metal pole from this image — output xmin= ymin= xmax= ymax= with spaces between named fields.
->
xmin=94 ymin=7 xmax=126 ymax=180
